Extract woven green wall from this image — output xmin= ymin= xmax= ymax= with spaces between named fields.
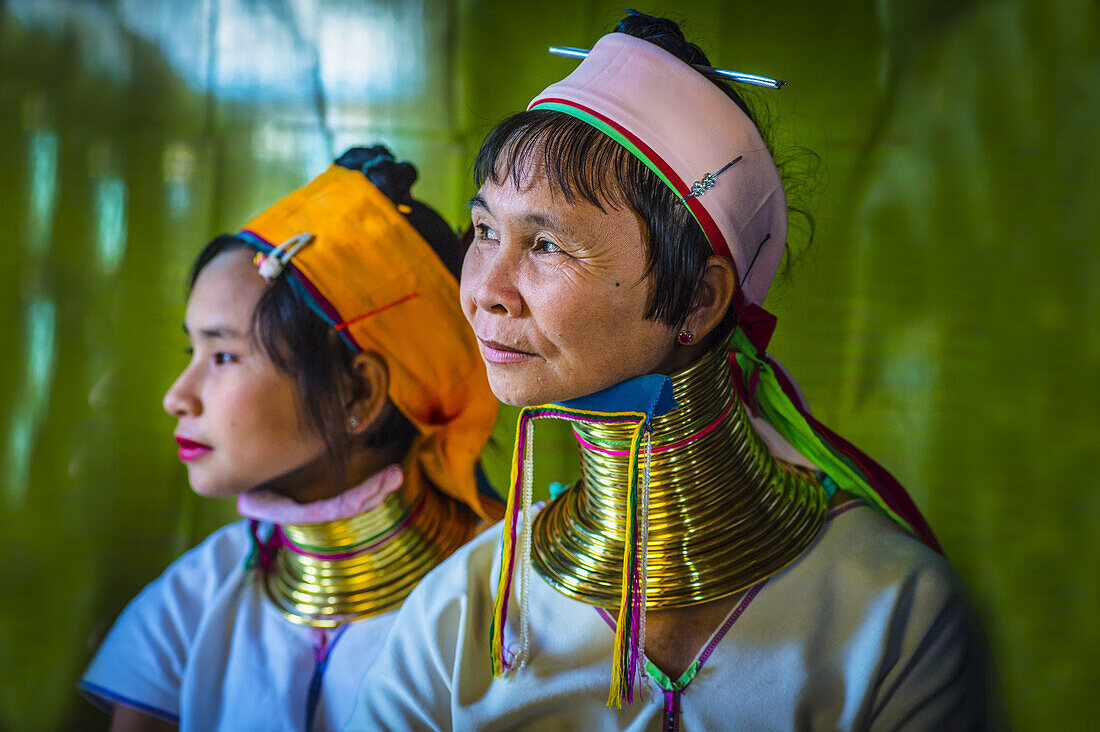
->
xmin=0 ymin=1 xmax=1095 ymax=729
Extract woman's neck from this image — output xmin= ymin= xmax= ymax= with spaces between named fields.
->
xmin=531 ymin=345 xmax=828 ymax=609
xmin=256 ymin=439 xmax=408 ymax=505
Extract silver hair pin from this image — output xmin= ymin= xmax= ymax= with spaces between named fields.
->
xmin=548 ymin=46 xmax=787 ymax=89
xmin=684 ymin=156 xmax=742 ymax=199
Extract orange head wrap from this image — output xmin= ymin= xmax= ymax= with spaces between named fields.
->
xmin=239 ymin=163 xmax=501 ymax=520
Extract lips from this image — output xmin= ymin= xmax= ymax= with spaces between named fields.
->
xmin=175 ymin=436 xmax=213 ymax=462
xmin=477 ymin=337 xmax=538 ymax=365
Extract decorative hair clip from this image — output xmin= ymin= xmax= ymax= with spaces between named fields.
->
xmin=548 ymin=46 xmax=787 ymax=89
xmin=254 ymin=232 xmax=314 ymax=281
xmin=684 ymin=156 xmax=743 ymax=199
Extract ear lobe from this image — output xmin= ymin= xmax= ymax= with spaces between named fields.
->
xmin=346 ymin=352 xmax=389 ymax=434
xmin=682 ymin=255 xmax=737 ymax=341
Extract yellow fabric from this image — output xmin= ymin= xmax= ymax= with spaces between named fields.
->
xmin=242 ymin=165 xmax=500 ymax=520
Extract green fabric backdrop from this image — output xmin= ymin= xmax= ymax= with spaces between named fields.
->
xmin=1 ymin=1 xmax=1095 ymax=729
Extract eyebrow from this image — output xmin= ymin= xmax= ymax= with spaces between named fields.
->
xmin=522 ymin=211 xmax=570 ymax=233
xmin=466 ymin=194 xmax=576 ymax=237
xmin=182 ymin=323 xmax=246 ymax=340
xmin=466 ymin=193 xmax=490 ymax=213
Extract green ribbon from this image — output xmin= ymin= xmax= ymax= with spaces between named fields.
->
xmin=645 ymin=659 xmax=700 ymax=692
xmin=729 ymin=328 xmax=906 ymax=529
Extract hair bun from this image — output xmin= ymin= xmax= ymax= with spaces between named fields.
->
xmin=614 ymin=10 xmax=757 ymax=124
xmin=333 ymin=145 xmax=464 ymax=279
xmin=334 ymin=145 xmax=418 ymax=204
xmin=615 ymin=9 xmax=711 ymax=68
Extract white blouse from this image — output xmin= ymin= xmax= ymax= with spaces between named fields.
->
xmin=81 ymin=520 xmax=396 ymax=731
xmin=346 ymin=503 xmax=996 ymax=731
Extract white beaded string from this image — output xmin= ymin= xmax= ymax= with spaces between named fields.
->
xmin=515 ymin=419 xmax=536 ymax=671
xmin=638 ymin=427 xmax=652 ymax=686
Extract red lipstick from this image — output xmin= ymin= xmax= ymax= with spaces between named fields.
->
xmin=175 ymin=436 xmax=213 ymax=462
xmin=478 ymin=338 xmax=537 ymax=365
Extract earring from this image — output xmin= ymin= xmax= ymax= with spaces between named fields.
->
xmin=677 ymin=330 xmax=695 ymax=345
xmin=347 ymin=414 xmax=361 ymax=430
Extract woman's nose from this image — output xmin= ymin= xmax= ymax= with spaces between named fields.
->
xmin=162 ymin=367 xmax=202 ymax=418
xmin=466 ymin=244 xmax=524 ymax=317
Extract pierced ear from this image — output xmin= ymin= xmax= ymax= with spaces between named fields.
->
xmin=346 ymin=352 xmax=389 ymax=435
xmin=681 ymin=254 xmax=737 ymax=342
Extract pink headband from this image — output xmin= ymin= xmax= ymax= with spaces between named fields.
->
xmin=529 ymin=32 xmax=787 ymax=306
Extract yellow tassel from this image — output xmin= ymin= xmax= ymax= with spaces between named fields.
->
xmin=606 ymin=419 xmax=646 ymax=708
xmin=489 ymin=409 xmax=531 ymax=677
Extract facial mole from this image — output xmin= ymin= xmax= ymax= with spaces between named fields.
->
xmin=615 ymin=282 xmax=621 ymax=287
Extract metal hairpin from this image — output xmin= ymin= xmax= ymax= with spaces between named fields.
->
xmin=683 ymin=156 xmax=742 ymax=199
xmin=739 ymin=233 xmax=771 ymax=291
xmin=548 ymin=46 xmax=787 ymax=89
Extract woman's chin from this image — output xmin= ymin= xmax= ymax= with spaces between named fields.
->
xmin=488 ymin=384 xmax=542 ymax=408
xmin=487 ymin=371 xmax=604 ymax=408
xmin=186 ymin=471 xmax=250 ymax=499
xmin=487 ymin=373 xmax=558 ymax=408
xmin=190 ymin=486 xmax=246 ymax=499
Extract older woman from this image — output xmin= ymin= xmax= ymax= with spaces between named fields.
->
xmin=348 ymin=12 xmax=995 ymax=730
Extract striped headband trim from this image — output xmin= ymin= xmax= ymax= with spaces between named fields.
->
xmin=529 ymin=97 xmax=734 ymax=262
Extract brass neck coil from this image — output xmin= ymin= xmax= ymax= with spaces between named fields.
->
xmin=265 ymin=466 xmax=477 ymax=628
xmin=532 ymin=345 xmax=827 ymax=609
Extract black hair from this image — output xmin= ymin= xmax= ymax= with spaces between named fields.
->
xmin=473 ymin=10 xmax=816 ymax=333
xmin=189 ymin=146 xmax=463 ymax=490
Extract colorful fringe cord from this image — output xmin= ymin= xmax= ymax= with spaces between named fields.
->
xmin=490 ymin=403 xmax=658 ymax=708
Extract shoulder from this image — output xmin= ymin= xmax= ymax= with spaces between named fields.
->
xmin=811 ymin=503 xmax=964 ymax=609
xmin=343 ymin=519 xmax=508 ymax=730
xmin=766 ymin=504 xmax=997 ymax=726
xmin=169 ymin=518 xmax=257 ymax=581
xmin=751 ymin=503 xmax=981 ymax=679
xmin=358 ymin=516 xmax=505 ymax=677
xmin=121 ymin=519 xmax=256 ymax=618
xmin=112 ymin=519 xmax=254 ymax=626
xmin=80 ymin=520 xmax=256 ymax=718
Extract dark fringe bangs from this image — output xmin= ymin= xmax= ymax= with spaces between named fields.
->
xmin=473 ymin=110 xmax=639 ymax=213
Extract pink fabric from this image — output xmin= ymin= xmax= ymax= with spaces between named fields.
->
xmin=529 ymin=33 xmax=787 ymax=305
xmin=236 ymin=464 xmax=404 ymax=525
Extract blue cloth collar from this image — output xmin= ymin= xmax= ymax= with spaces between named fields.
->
xmin=551 ymin=373 xmax=678 ymax=423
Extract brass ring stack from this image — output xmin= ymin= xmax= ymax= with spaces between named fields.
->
xmin=267 ymin=467 xmax=477 ymax=627
xmin=533 ymin=345 xmax=827 ymax=609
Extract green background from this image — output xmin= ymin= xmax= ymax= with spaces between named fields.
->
xmin=1 ymin=0 xmax=1096 ymax=729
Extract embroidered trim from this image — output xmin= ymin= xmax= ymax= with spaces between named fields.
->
xmin=305 ymin=625 xmax=348 ymax=731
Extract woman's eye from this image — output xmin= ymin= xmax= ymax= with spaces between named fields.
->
xmin=474 ymin=223 xmax=498 ymax=241
xmin=212 ymin=352 xmax=236 ymax=366
xmin=534 ymin=238 xmax=563 ymax=254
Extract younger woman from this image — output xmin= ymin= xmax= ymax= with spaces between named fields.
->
xmin=80 ymin=146 xmax=500 ymax=731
